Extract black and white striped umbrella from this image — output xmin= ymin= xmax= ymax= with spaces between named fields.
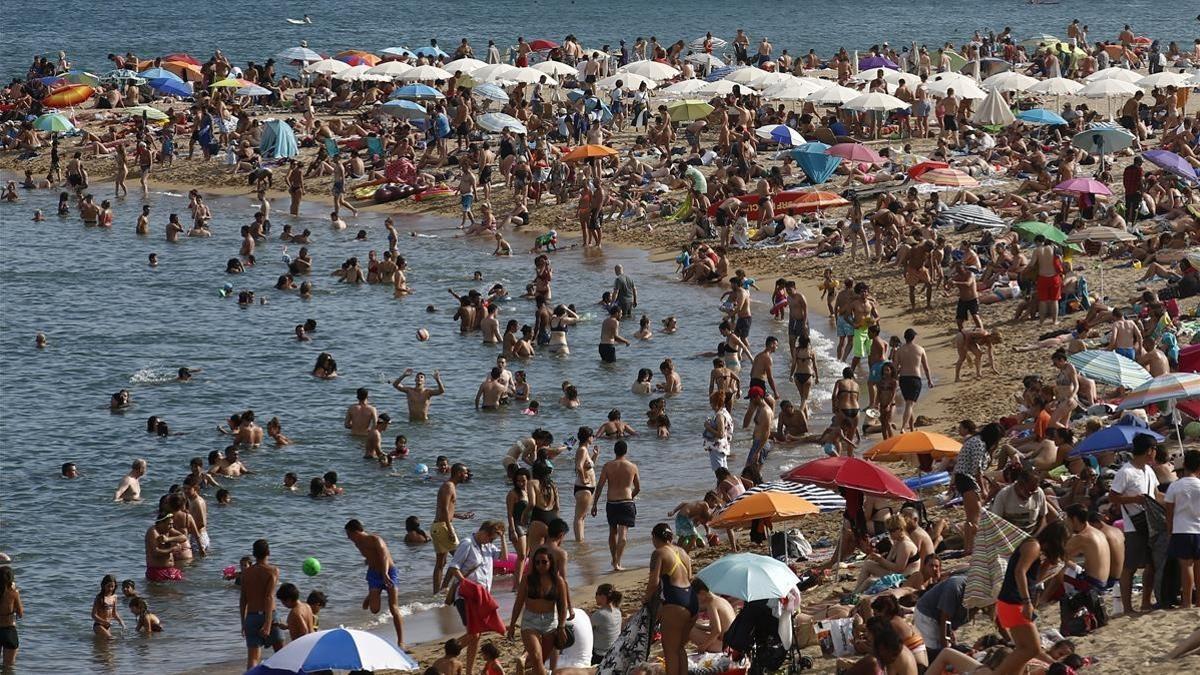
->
xmin=935 ymin=204 xmax=1005 ymax=231
xmin=720 ymin=480 xmax=845 ymax=514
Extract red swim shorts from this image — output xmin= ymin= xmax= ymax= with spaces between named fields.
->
xmin=146 ymin=565 xmax=184 ymax=582
xmin=1036 ymin=274 xmax=1062 ymax=302
xmin=995 ymin=599 xmax=1033 ymax=629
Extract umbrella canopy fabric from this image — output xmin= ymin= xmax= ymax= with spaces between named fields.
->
xmin=724 ymin=67 xmax=776 ymax=88
xmin=336 ymin=52 xmax=381 ymax=67
xmin=782 ymin=457 xmax=917 ymax=500
xmin=380 ymin=47 xmax=416 ymax=59
xmin=334 ymin=64 xmax=373 ymax=81
xmin=1016 ymin=108 xmax=1067 ymax=125
xmin=33 ymin=113 xmax=75 ymax=133
xmin=619 ymin=60 xmax=680 ymax=82
xmin=236 ymin=85 xmax=272 ymax=97
xmin=686 ymin=53 xmax=726 ymax=69
xmin=827 ymin=143 xmax=882 ymax=164
xmin=928 ymin=77 xmax=986 ymax=100
xmin=981 ymin=71 xmax=1038 ymax=92
xmin=864 ymin=431 xmax=962 ymax=461
xmin=508 ymin=66 xmax=553 ymax=84
xmin=1078 ymin=78 xmax=1141 ymax=98
xmin=665 ymin=99 xmax=714 ymax=122
xmin=660 ymin=79 xmax=708 ymax=97
xmin=1143 ymin=150 xmax=1199 ymax=183
xmin=842 ymin=92 xmax=909 ymax=112
xmin=598 ymin=72 xmax=655 ymax=90
xmin=472 ymin=64 xmax=519 ymax=83
xmin=139 ymin=67 xmax=182 ymax=82
xmin=858 ymin=55 xmax=897 ymax=70
xmin=261 ymin=628 xmax=418 ymax=672
xmin=964 ymin=511 xmax=1031 ymax=609
xmin=412 ymin=46 xmax=448 ymax=58
xmin=907 ymin=160 xmax=950 ymax=179
xmin=936 ymin=204 xmax=1005 ymax=230
xmin=443 ymin=57 xmax=489 ymax=74
xmin=708 ymin=491 xmax=819 ymax=528
xmin=470 ymin=82 xmax=509 ymax=103
xmin=1026 ymin=77 xmax=1082 ymax=96
xmin=690 ymin=36 xmax=728 ymax=50
xmin=42 ymin=84 xmax=94 ymax=108
xmin=1054 ymin=177 xmax=1112 ymax=196
xmin=381 ymin=99 xmax=427 ymax=119
xmin=1117 ymin=373 xmax=1200 ymax=411
xmin=476 ymin=112 xmax=526 ymax=134
xmin=791 ymin=142 xmax=843 ymax=185
xmin=1064 ymin=226 xmax=1138 ymax=243
xmin=1069 ymin=425 xmax=1165 ymax=458
xmin=528 ymin=39 xmax=558 ymax=52
xmin=1071 ymin=127 xmax=1135 ymax=154
xmin=532 ymin=60 xmax=577 ymax=77
xmin=807 ymin=84 xmax=860 ymax=105
xmin=1067 ymin=350 xmax=1152 ymax=388
xmin=276 ymin=46 xmax=323 ymax=63
xmin=304 ymin=58 xmax=349 ymax=75
xmin=971 ymin=88 xmax=1015 ymax=126
xmin=63 ymin=71 xmax=102 ymax=86
xmin=121 ymin=105 xmax=168 ymax=121
xmin=788 ymin=191 xmax=850 ymax=212
xmin=1012 ymin=220 xmax=1070 ymax=245
xmin=1085 ymin=67 xmax=1142 ymax=84
xmin=755 ymin=124 xmax=805 ymax=146
xmin=1137 ymin=71 xmax=1192 ymax=89
xmin=365 ymin=61 xmax=414 ymax=78
xmin=761 ymin=77 xmax=822 ymax=101
xmin=695 ymin=553 xmax=800 ymax=602
xmin=562 ymin=144 xmax=618 ymax=162
xmin=390 ymin=83 xmax=445 ymax=100
xmin=399 ymin=65 xmax=452 ymax=82
xmin=150 ymin=78 xmax=194 ymax=98
xmin=259 ymin=119 xmax=299 ymax=159
xmin=697 ymin=79 xmax=757 ymax=96
xmin=103 ymin=69 xmax=145 ymax=84
xmin=917 ymin=168 xmax=979 ymax=188
xmin=162 ymin=52 xmax=200 ymax=66
xmin=723 ymin=480 xmax=846 ymax=512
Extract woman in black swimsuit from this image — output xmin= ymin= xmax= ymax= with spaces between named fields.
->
xmin=507 ymin=547 xmax=568 ymax=675
xmin=506 ymin=467 xmax=532 ymax=588
xmin=526 ymin=461 xmax=559 ymax=552
xmin=647 ymin=523 xmax=696 ymax=675
xmin=572 ymin=426 xmax=598 ymax=542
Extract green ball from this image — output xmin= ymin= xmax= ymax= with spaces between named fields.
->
xmin=1185 ymin=422 xmax=1200 ymax=439
xmin=302 ymin=557 xmax=321 ymax=576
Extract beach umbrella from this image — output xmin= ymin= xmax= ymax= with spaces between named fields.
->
xmin=1012 ymin=220 xmax=1070 ymax=246
xmin=210 ymin=77 xmax=254 ymax=89
xmin=971 ymin=88 xmax=1016 ymax=126
xmin=443 ymin=57 xmax=488 ymax=74
xmin=1071 ymin=127 xmax=1135 ymax=155
xmin=390 ymin=83 xmax=445 ymax=100
xmin=618 ymin=60 xmax=680 ymax=82
xmin=138 ymin=67 xmax=182 ymax=82
xmin=790 ymin=142 xmax=842 ymax=185
xmin=807 ymin=83 xmax=861 ymax=105
xmin=365 ymin=61 xmax=414 ymax=79
xmin=470 ymin=82 xmax=509 ymax=103
xmin=159 ymin=61 xmax=201 ymax=80
xmin=937 ymin=204 xmax=1005 ymax=230
xmin=1054 ymin=177 xmax=1112 ymax=197
xmin=276 ymin=46 xmax=323 ymax=63
xmin=33 ymin=112 xmax=75 ymax=133
xmin=842 ymin=91 xmax=909 ymax=112
xmin=685 ymin=53 xmax=725 ymax=70
xmin=827 ymin=142 xmax=882 ymax=164
xmin=964 ymin=511 xmax=1030 ymax=609
xmin=1065 ymin=226 xmax=1138 ymax=243
xmin=42 ymin=84 xmax=94 ymax=108
xmin=907 ymin=161 xmax=949 ymax=179
xmin=665 ymin=99 xmax=714 ymax=122
xmin=928 ymin=77 xmax=986 ymax=100
xmin=1026 ymin=77 xmax=1082 ymax=96
xmin=598 ymin=72 xmax=654 ymax=90
xmin=412 ymin=46 xmax=448 ymax=59
xmin=336 ymin=51 xmax=380 ymax=66
xmin=917 ymin=168 xmax=979 ymax=188
xmin=982 ymin=71 xmax=1037 ymax=93
xmin=725 ymin=67 xmax=776 ymax=88
xmin=380 ymin=47 xmax=415 ymax=59
xmin=695 ymin=553 xmax=800 ymax=602
xmin=697 ymin=79 xmax=757 ymax=96
xmin=121 ymin=105 xmax=169 ymax=122
xmin=723 ymin=480 xmax=845 ymax=512
xmin=1078 ymin=78 xmax=1141 ymax=99
xmin=531 ymin=60 xmax=576 ymax=77
xmin=1021 ymin=34 xmax=1062 ymax=49
xmin=1137 ymin=71 xmax=1192 ymax=89
xmin=755 ymin=124 xmax=805 ymax=146
xmin=1067 ymin=350 xmax=1152 ymax=388
xmin=1069 ymin=424 xmax=1165 ymax=458
xmin=399 ymin=65 xmax=452 ymax=82
xmin=562 ymin=144 xmax=618 ymax=162
xmin=1085 ymin=67 xmax=1142 ymax=84
xmin=162 ymin=52 xmax=200 ymax=66
xmin=708 ymin=491 xmax=819 ymax=529
xmin=1117 ymin=373 xmax=1200 ymax=411
xmin=381 ymin=99 xmax=427 ymax=119
xmin=1142 ymin=150 xmax=1199 ymax=184
xmin=788 ymin=190 xmax=850 ymax=212
xmin=527 ymin=39 xmax=558 ymax=52
xmin=472 ymin=64 xmax=519 ymax=83
xmin=853 ymin=68 xmax=909 ymax=86
xmin=857 ymin=55 xmax=897 ymax=70
xmin=476 ymin=112 xmax=526 ymax=134
xmin=689 ymin=36 xmax=728 ymax=50
xmin=864 ymin=431 xmax=962 ymax=462
xmin=507 ymin=66 xmax=554 ymax=85
xmin=62 ymin=71 xmax=102 ymax=87
xmin=236 ymin=84 xmax=272 ymax=97
xmin=257 ymin=627 xmax=418 ymax=672
xmin=761 ymin=77 xmax=822 ymax=101
xmin=150 ymin=78 xmax=193 ymax=98
xmin=305 ymin=58 xmax=349 ymax=75
xmin=1016 ymin=108 xmax=1067 ymax=126
xmin=782 ymin=456 xmax=917 ymax=500
xmin=659 ymin=78 xmax=707 ymax=98
xmin=103 ymin=69 xmax=146 ymax=85
xmin=962 ymin=58 xmax=1010 ymax=79
xmin=333 ymin=64 xmax=372 ymax=81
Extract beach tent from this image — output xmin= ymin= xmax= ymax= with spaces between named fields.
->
xmin=259 ymin=120 xmax=298 ymax=159
xmin=790 ymin=142 xmax=842 ymax=185
xmin=971 ymin=88 xmax=1015 ymax=126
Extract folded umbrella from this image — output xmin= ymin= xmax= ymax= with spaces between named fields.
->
xmin=790 ymin=142 xmax=842 ymax=185
xmin=695 ymin=553 xmax=800 ymax=602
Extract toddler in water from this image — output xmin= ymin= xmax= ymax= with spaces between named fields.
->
xmin=404 ymin=516 xmax=431 ymax=544
xmin=216 ymin=488 xmax=232 ymax=505
xmin=523 ymin=400 xmax=540 ymax=416
xmin=306 ymin=591 xmax=327 ymax=629
xmin=121 ymin=579 xmax=137 ymax=600
xmin=391 ymin=435 xmax=410 ymax=458
xmin=283 ymin=472 xmax=299 ymax=491
xmin=661 ymin=316 xmax=678 ymax=334
xmin=129 ymin=596 xmax=162 ymax=633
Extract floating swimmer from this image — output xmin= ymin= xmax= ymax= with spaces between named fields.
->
xmin=285 ymin=14 xmax=313 ymax=25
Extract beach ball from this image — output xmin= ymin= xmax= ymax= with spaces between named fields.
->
xmin=416 ymin=328 xmax=430 ymax=341
xmin=1185 ymin=422 xmax=1200 ymax=439
xmin=302 ymin=557 xmax=321 ymax=576
xmin=413 ymin=463 xmax=429 ymax=476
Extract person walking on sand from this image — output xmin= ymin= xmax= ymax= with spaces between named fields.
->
xmin=344 ymin=519 xmax=405 ymax=646
xmin=593 ymin=440 xmax=640 ymax=570
xmin=1028 ymin=235 xmax=1063 ymax=325
xmin=445 ymin=520 xmax=507 ymax=674
xmin=894 ymin=329 xmax=933 ymax=432
xmin=240 ymin=539 xmax=284 ymax=670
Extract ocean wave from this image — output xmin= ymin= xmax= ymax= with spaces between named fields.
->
xmin=129 ymin=367 xmax=177 ymax=384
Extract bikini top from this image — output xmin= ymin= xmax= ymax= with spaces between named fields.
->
xmin=527 ymin=575 xmax=560 ymax=602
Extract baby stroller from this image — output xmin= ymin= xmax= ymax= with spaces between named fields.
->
xmin=723 ymin=599 xmax=812 ymax=674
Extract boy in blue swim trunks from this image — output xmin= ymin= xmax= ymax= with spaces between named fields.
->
xmin=345 ymin=519 xmax=406 ymax=646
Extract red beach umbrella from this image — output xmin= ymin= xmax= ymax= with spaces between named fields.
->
xmin=827 ymin=142 xmax=883 ymax=165
xmin=782 ymin=456 xmax=917 ymax=500
xmin=163 ymin=53 xmax=201 ymax=66
xmin=529 ymin=39 xmax=559 ymax=52
xmin=906 ymin=160 xmax=949 ymax=179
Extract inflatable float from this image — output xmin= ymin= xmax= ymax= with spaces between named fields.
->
xmin=904 ymin=471 xmax=950 ymax=490
xmin=494 ymin=552 xmax=519 ymax=575
xmin=413 ymin=185 xmax=453 ymax=202
xmin=43 ymin=84 xmax=95 ymax=108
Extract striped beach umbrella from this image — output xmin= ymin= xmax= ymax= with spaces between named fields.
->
xmin=1067 ymin=350 xmax=1152 ymax=388
xmin=917 ymin=168 xmax=979 ymax=188
xmin=964 ymin=511 xmax=1029 ymax=608
xmin=1117 ymin=373 xmax=1200 ymax=411
xmin=476 ymin=112 xmax=526 ymax=134
xmin=935 ymin=204 xmax=1005 ymax=230
xmin=33 ymin=113 xmax=75 ymax=133
xmin=722 ymin=480 xmax=845 ymax=513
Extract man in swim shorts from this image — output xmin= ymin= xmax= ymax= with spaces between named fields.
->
xmin=144 ymin=512 xmax=186 ymax=582
xmin=598 ymin=307 xmax=628 ymax=364
xmin=1031 ymin=236 xmax=1062 ymax=325
xmin=593 ymin=440 xmax=640 ymax=570
xmin=240 ymin=539 xmax=284 ymax=669
xmin=743 ymin=386 xmax=774 ymax=476
xmin=345 ymin=519 xmax=406 ymax=646
xmin=432 ymin=464 xmax=474 ymax=593
xmin=894 ymin=329 xmax=933 ymax=432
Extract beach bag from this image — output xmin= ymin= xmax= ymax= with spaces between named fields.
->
xmin=1058 ymin=599 xmax=1098 ymax=637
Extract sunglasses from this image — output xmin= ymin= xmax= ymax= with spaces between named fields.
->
xmin=534 ymin=559 xmax=551 ymax=565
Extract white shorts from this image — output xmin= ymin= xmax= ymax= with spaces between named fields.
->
xmin=197 ymin=530 xmax=211 ymax=553
xmin=913 ymin=609 xmax=944 ymax=650
xmin=708 ymin=448 xmax=729 ymax=472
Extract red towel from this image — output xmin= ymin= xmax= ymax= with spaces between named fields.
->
xmin=458 ymin=578 xmax=505 ymax=636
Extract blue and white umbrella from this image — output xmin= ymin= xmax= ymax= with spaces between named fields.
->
xmin=381 ymin=99 xmax=426 ymax=119
xmin=1069 ymin=424 xmax=1164 ymax=458
xmin=413 ymin=46 xmax=448 ymax=59
xmin=1067 ymin=350 xmax=1151 ymax=388
xmin=470 ymin=82 xmax=509 ymax=103
xmin=1071 ymin=127 xmax=1135 ymax=155
xmin=380 ymin=47 xmax=415 ymax=59
xmin=477 ymin=112 xmax=526 ymax=134
xmin=139 ymin=67 xmax=182 ymax=82
xmin=389 ymin=83 xmax=444 ymax=100
xmin=255 ymin=628 xmax=418 ymax=673
xmin=1016 ymin=108 xmax=1066 ymax=126
xmin=756 ymin=124 xmax=806 ymax=146
xmin=696 ymin=553 xmax=800 ymax=601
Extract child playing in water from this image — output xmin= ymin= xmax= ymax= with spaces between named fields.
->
xmin=819 ymin=267 xmax=838 ymax=315
xmin=493 ymin=232 xmax=512 ymax=256
xmin=129 ymin=596 xmax=162 ymax=633
xmin=632 ymin=368 xmax=654 ymax=394
xmin=661 ymin=316 xmax=678 ymax=334
xmin=647 ymin=398 xmax=671 ymax=439
xmin=633 ymin=315 xmax=653 ymax=340
xmin=391 ymin=435 xmax=410 ymax=459
xmin=91 ymin=575 xmax=125 ymax=638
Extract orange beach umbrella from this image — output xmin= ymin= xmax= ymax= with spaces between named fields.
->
xmin=562 ymin=144 xmax=618 ymax=162
xmin=43 ymin=84 xmax=95 ymax=108
xmin=864 ymin=431 xmax=962 ymax=462
xmin=708 ymin=491 xmax=819 ymax=528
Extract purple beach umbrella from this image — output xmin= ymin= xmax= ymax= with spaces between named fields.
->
xmin=858 ymin=55 xmax=898 ymax=70
xmin=1143 ymin=149 xmax=1199 ymax=184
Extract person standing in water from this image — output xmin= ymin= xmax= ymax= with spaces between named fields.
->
xmin=344 ymin=519 xmax=405 ymax=646
xmin=239 ymin=539 xmax=284 ymax=670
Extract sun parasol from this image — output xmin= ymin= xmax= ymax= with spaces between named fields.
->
xmin=708 ymin=491 xmax=819 ymax=528
xmin=1054 ymin=177 xmax=1112 ymax=197
xmin=689 ymin=36 xmax=728 ymax=50
xmin=864 ymin=431 xmax=962 ymax=462
xmin=755 ymin=124 xmax=805 ymax=146
xmin=365 ymin=61 xmax=414 ymax=79
xmin=686 ymin=53 xmax=726 ymax=70
xmin=1016 ymin=108 xmax=1067 ymax=126
xmin=827 ymin=142 xmax=883 ymax=164
xmin=237 ymin=85 xmax=273 ymax=97
xmin=964 ymin=511 xmax=1032 ymax=609
xmin=379 ymin=47 xmax=415 ymax=59
xmin=121 ymin=105 xmax=169 ymax=122
xmin=788 ymin=190 xmax=850 ymax=212
xmin=139 ymin=67 xmax=182 ymax=82
xmin=695 ymin=553 xmax=800 ymax=602
xmin=162 ymin=52 xmax=199 ymax=66
xmin=333 ymin=65 xmax=371 ymax=81
xmin=721 ymin=480 xmax=845 ymax=512
xmin=390 ymin=83 xmax=445 ymax=100
xmin=42 ymin=84 xmax=94 ymax=108
xmin=412 ymin=46 xmax=448 ymax=59
xmin=857 ymin=55 xmax=897 ymax=70
xmin=1064 ymin=226 xmax=1138 ymax=243
xmin=907 ymin=161 xmax=949 ymax=179
xmin=807 ymin=83 xmax=861 ymax=105
xmin=659 ymin=79 xmax=707 ymax=98
xmin=442 ymin=57 xmax=488 ymax=74
xmin=336 ymin=51 xmax=380 ymax=67
xmin=598 ymin=72 xmax=655 ymax=90
xmin=562 ymin=144 xmax=618 ymax=162
xmin=1117 ymin=373 xmax=1200 ymax=411
xmin=253 ymin=627 xmax=418 ymax=673
xmin=1067 ymin=350 xmax=1152 ymax=388
xmin=1026 ymin=77 xmax=1082 ymax=97
xmin=476 ymin=112 xmax=526 ymax=134
xmin=210 ymin=77 xmax=255 ymax=89
xmin=1142 ymin=150 xmax=1199 ymax=184
xmin=936 ymin=204 xmax=1005 ymax=230
xmin=381 ymin=99 xmax=426 ymax=119
xmin=528 ymin=39 xmax=559 ymax=52
xmin=305 ymin=59 xmax=349 ymax=75
xmin=531 ymin=60 xmax=576 ymax=77
xmin=842 ymin=91 xmax=909 ymax=112
xmin=472 ymin=63 xmax=519 ymax=83
xmin=33 ymin=112 xmax=75 ymax=133
xmin=1012 ymin=220 xmax=1071 ymax=246
xmin=917 ymin=168 xmax=979 ymax=188
xmin=618 ymin=60 xmax=680 ymax=82
xmin=981 ymin=71 xmax=1037 ymax=93
xmin=697 ymin=79 xmax=757 ymax=96
xmin=399 ymin=65 xmax=452 ymax=82
xmin=790 ymin=143 xmax=843 ymax=185
xmin=782 ymin=456 xmax=917 ymax=500
xmin=1085 ymin=67 xmax=1142 ymax=84
xmin=1069 ymin=424 xmax=1164 ymax=458
xmin=276 ymin=46 xmax=323 ymax=63
xmin=665 ymin=99 xmax=714 ymax=122
xmin=470 ymin=82 xmax=509 ymax=103
xmin=761 ymin=77 xmax=822 ymax=101
xmin=149 ymin=78 xmax=193 ymax=98
xmin=1137 ymin=71 xmax=1192 ymax=90
xmin=928 ymin=76 xmax=987 ymax=100
xmin=1071 ymin=127 xmax=1135 ymax=155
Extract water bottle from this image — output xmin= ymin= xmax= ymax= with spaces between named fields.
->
xmin=1110 ymin=582 xmax=1123 ymax=617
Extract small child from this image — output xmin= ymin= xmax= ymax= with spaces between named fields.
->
xmin=480 ymin=641 xmax=505 ymax=675
xmin=216 ymin=488 xmax=232 ymax=505
xmin=531 ymin=228 xmax=558 ymax=253
xmin=405 ymin=516 xmax=431 ymax=544
xmin=129 ymin=596 xmax=162 ymax=633
xmin=522 ymin=400 xmax=540 ymax=416
xmin=283 ymin=472 xmax=299 ymax=491
xmin=647 ymin=398 xmax=671 ymax=439
xmin=560 ymin=382 xmax=580 ymax=409
xmin=121 ymin=579 xmax=137 ymax=600
xmin=661 ymin=316 xmax=678 ymax=334
xmin=493 ymin=232 xmax=512 ymax=256
xmin=633 ymin=315 xmax=653 ymax=340
xmin=430 ymin=638 xmax=464 ymax=675
xmin=306 ymin=590 xmax=327 ymax=630
xmin=390 ymin=435 xmax=410 ymax=459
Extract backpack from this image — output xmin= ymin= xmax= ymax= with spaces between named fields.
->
xmin=1059 ymin=587 xmax=1107 ymax=636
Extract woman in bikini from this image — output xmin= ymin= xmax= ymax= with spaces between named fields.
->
xmin=507 ymin=547 xmax=569 ymax=675
xmin=572 ymin=426 xmax=598 ymax=542
xmin=91 ymin=574 xmax=125 ymax=638
xmin=0 ymin=566 xmax=22 ymax=667
xmin=525 ymin=461 xmax=560 ymax=553
xmin=1049 ymin=348 xmax=1079 ymax=429
xmin=790 ymin=333 xmax=819 ymax=429
xmin=647 ymin=522 xmax=697 ymax=675
xmin=597 ymin=409 xmax=637 ymax=438
xmin=506 ymin=467 xmax=531 ymax=588
xmin=546 ymin=304 xmax=579 ymax=355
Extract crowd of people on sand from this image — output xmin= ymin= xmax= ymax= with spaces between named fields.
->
xmin=4 ymin=13 xmax=1200 ymax=675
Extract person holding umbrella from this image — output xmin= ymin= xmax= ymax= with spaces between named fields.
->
xmin=646 ymin=522 xmax=696 ymax=675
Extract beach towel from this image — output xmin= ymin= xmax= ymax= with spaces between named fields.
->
xmin=456 ymin=578 xmax=505 ymax=636
xmin=964 ymin=511 xmax=1030 ymax=609
xmin=597 ymin=606 xmax=653 ymax=674
xmin=665 ymin=197 xmax=692 ymax=222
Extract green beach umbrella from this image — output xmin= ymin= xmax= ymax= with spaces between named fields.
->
xmin=665 ymin=99 xmax=714 ymax=122
xmin=33 ymin=112 xmax=76 ymax=133
xmin=64 ymin=71 xmax=102 ymax=86
xmin=1013 ymin=221 xmax=1082 ymax=252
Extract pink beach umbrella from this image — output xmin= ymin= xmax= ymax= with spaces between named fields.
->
xmin=1053 ymin=177 xmax=1112 ymax=196
xmin=826 ymin=142 xmax=883 ymax=164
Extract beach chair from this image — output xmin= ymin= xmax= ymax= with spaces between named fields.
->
xmin=323 ymin=137 xmax=341 ymax=159
xmin=365 ymin=136 xmax=385 ymax=162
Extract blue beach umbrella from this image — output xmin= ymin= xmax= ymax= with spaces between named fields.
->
xmin=381 ymin=99 xmax=427 ymax=119
xmin=149 ymin=78 xmax=193 ymax=98
xmin=791 ymin=141 xmax=842 ymax=185
xmin=35 ymin=75 xmax=65 ymax=86
xmin=1016 ymin=108 xmax=1066 ymax=126
xmin=389 ymin=83 xmax=444 ymax=100
xmin=255 ymin=627 xmax=419 ymax=672
xmin=139 ymin=67 xmax=182 ymax=82
xmin=413 ymin=46 xmax=448 ymax=59
xmin=380 ymin=47 xmax=415 ymax=59
xmin=696 ymin=553 xmax=800 ymax=601
xmin=705 ymin=65 xmax=738 ymax=82
xmin=1066 ymin=350 xmax=1151 ymax=388
xmin=471 ymin=82 xmax=509 ymax=103
xmin=1069 ymin=425 xmax=1164 ymax=458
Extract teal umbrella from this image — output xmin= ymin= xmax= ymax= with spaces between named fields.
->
xmin=790 ymin=141 xmax=842 ymax=185
xmin=695 ymin=553 xmax=799 ymax=601
xmin=1067 ymin=350 xmax=1151 ymax=388
xmin=33 ymin=112 xmax=75 ymax=133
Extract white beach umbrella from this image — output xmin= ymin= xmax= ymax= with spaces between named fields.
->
xmin=697 ymin=79 xmax=758 ymax=96
xmin=1085 ymin=67 xmax=1142 ymax=84
xmin=928 ymin=77 xmax=986 ymax=100
xmin=971 ymin=88 xmax=1016 ymax=126
xmin=304 ymin=58 xmax=350 ymax=75
xmin=725 ymin=67 xmax=776 ymax=88
xmin=472 ymin=63 xmax=520 ymax=83
xmin=1136 ymin=71 xmax=1192 ymax=89
xmin=532 ymin=60 xmax=577 ymax=77
xmin=807 ymin=83 xmax=862 ymax=105
xmin=981 ymin=71 xmax=1037 ymax=92
xmin=852 ymin=67 xmax=908 ymax=86
xmin=365 ymin=61 xmax=413 ymax=79
xmin=442 ymin=58 xmax=488 ymax=74
xmin=476 ymin=112 xmax=526 ymax=134
xmin=276 ymin=46 xmax=323 ymax=63
xmin=598 ymin=72 xmax=655 ymax=90
xmin=842 ymin=91 xmax=909 ymax=112
xmin=334 ymin=64 xmax=372 ymax=81
xmin=686 ymin=53 xmax=725 ymax=69
xmin=689 ymin=36 xmax=729 ymax=50
xmin=761 ymin=77 xmax=822 ymax=101
xmin=398 ymin=65 xmax=453 ymax=82
xmin=929 ymin=71 xmax=976 ymax=89
xmin=1077 ymin=78 xmax=1141 ymax=98
xmin=508 ymin=67 xmax=555 ymax=85
xmin=1025 ymin=77 xmax=1082 ymax=96
xmin=618 ymin=60 xmax=680 ymax=82
xmin=659 ymin=78 xmax=707 ymax=98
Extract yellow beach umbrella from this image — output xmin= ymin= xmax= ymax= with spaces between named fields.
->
xmin=665 ymin=99 xmax=714 ymax=122
xmin=210 ymin=77 xmax=255 ymax=89
xmin=121 ymin=105 xmax=169 ymax=122
xmin=708 ymin=491 xmax=818 ymax=529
